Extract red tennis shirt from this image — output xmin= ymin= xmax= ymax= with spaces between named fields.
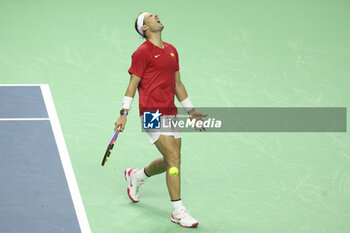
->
xmin=128 ymin=40 xmax=179 ymax=116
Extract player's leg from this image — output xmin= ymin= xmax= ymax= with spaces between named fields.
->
xmin=174 ymin=137 xmax=181 ymax=154
xmin=144 ymin=157 xmax=167 ymax=176
xmin=154 ymin=135 xmax=198 ymax=227
xmin=135 ymin=136 xmax=181 ymax=194
xmin=133 ymin=137 xmax=181 ymax=178
xmin=154 ymin=134 xmax=181 ymax=200
xmin=143 ymin=136 xmax=181 ymax=176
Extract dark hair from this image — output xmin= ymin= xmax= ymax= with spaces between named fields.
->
xmin=135 ymin=13 xmax=146 ymax=39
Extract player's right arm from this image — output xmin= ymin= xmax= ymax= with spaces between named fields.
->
xmin=114 ymin=74 xmax=141 ymax=132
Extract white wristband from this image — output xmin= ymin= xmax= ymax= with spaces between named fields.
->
xmin=180 ymin=97 xmax=194 ymax=112
xmin=122 ymin=96 xmax=133 ymax=110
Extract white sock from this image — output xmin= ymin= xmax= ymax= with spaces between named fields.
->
xmin=135 ymin=168 xmax=148 ymax=180
xmin=171 ymin=199 xmax=184 ymax=211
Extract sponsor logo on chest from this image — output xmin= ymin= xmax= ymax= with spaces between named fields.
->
xmin=153 ymin=52 xmax=175 ymax=59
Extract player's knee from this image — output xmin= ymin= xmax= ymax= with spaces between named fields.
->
xmin=167 ymin=152 xmax=181 ymax=166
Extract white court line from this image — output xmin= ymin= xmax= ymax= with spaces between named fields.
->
xmin=0 ymin=118 xmax=49 ymax=121
xmin=40 ymin=84 xmax=92 ymax=233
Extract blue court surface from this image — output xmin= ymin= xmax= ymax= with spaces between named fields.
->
xmin=0 ymin=85 xmax=91 ymax=233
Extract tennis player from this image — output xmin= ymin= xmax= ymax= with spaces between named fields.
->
xmin=114 ymin=12 xmax=206 ymax=228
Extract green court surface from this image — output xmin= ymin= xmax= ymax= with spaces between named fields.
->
xmin=1 ymin=0 xmax=350 ymax=232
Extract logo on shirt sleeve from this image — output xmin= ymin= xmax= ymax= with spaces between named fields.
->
xmin=170 ymin=53 xmax=175 ymax=57
xmin=143 ymin=110 xmax=161 ymax=129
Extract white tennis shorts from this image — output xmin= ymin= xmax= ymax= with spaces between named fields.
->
xmin=140 ymin=115 xmax=182 ymax=144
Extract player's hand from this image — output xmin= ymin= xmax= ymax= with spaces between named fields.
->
xmin=114 ymin=115 xmax=127 ymax=132
xmin=188 ymin=109 xmax=208 ymax=132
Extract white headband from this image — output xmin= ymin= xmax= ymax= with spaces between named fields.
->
xmin=137 ymin=12 xmax=148 ymax=37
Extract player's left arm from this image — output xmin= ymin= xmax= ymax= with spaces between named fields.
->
xmin=174 ymin=71 xmax=189 ymax=102
xmin=175 ymin=71 xmax=207 ymax=128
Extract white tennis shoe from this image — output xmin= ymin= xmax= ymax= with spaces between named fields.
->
xmin=124 ymin=168 xmax=144 ymax=202
xmin=171 ymin=206 xmax=199 ymax=228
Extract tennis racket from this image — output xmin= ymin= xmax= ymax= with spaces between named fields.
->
xmin=101 ymin=126 xmax=121 ymax=166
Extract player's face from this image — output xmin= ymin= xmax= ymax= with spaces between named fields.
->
xmin=144 ymin=13 xmax=164 ymax=33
